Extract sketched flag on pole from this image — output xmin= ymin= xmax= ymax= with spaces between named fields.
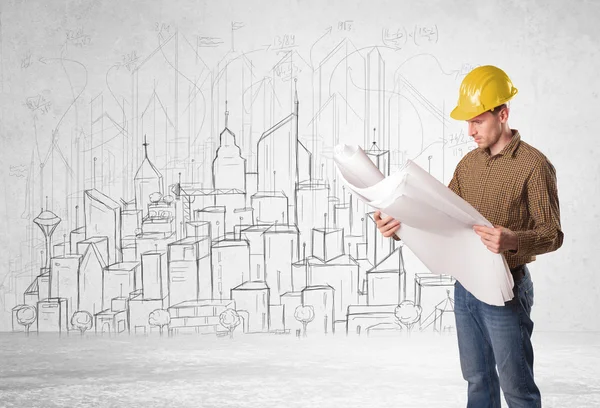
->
xmin=332 ymin=144 xmax=514 ymax=306
xmin=231 ymin=22 xmax=245 ymax=30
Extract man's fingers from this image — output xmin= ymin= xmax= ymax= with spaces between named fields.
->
xmin=474 ymin=228 xmax=496 ymax=239
xmin=486 ymin=245 xmax=500 ymax=254
xmin=383 ymin=224 xmax=401 ymax=237
xmin=382 ymin=215 xmax=394 ymax=224
xmin=376 ymin=215 xmax=395 ymax=228
xmin=481 ymin=237 xmax=500 ymax=253
xmin=381 ymin=220 xmax=400 ymax=233
xmin=374 ymin=211 xmax=381 ymax=221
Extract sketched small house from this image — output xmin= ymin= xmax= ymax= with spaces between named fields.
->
xmin=95 ymin=297 xmax=129 ymax=335
xmin=281 ymin=291 xmax=303 ymax=333
xmin=305 ymin=254 xmax=359 ymax=326
xmin=231 ymin=281 xmax=270 ymax=333
xmin=37 ymin=298 xmax=68 ymax=333
xmin=143 ymin=199 xmax=176 ymax=237
xmin=250 ymin=192 xmax=288 ymax=224
xmin=366 ymin=247 xmax=406 ymax=306
xmin=311 ymin=227 xmax=344 ymax=263
xmin=195 ymin=206 xmax=226 ymax=241
xmin=167 ymin=299 xmax=235 ymax=335
xmin=301 ymin=285 xmax=335 ymax=334
xmin=23 ymin=271 xmax=50 ymax=306
xmin=128 ymin=289 xmax=164 ymax=335
xmin=102 ymin=262 xmax=140 ymax=311
xmin=346 ymin=304 xmax=398 ymax=336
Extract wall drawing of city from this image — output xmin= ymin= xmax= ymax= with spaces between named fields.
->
xmin=1 ymin=16 xmax=478 ymax=340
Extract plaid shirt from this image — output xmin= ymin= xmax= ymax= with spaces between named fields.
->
xmin=448 ymin=130 xmax=564 ymax=269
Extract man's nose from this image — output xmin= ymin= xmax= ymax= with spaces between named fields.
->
xmin=468 ymin=122 xmax=477 ymax=137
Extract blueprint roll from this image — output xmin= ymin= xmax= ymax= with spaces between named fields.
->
xmin=332 ymin=143 xmax=514 ymax=306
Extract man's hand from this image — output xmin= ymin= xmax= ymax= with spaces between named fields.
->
xmin=374 ymin=210 xmax=401 ymax=239
xmin=473 ymin=225 xmax=518 ymax=254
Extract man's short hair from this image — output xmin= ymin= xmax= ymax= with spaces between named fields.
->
xmin=490 ymin=103 xmax=508 ymax=115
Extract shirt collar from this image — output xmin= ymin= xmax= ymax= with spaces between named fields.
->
xmin=481 ymin=129 xmax=521 ymax=158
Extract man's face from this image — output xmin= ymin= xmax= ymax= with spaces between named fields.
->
xmin=466 ymin=109 xmax=505 ymax=150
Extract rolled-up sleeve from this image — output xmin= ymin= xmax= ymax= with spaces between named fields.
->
xmin=511 ymin=159 xmax=564 ymax=257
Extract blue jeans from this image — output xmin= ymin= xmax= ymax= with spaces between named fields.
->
xmin=454 ymin=265 xmax=541 ymax=407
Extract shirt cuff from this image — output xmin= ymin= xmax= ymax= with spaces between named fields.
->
xmin=510 ymin=230 xmax=536 ymax=257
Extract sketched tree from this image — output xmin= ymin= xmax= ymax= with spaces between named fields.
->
xmin=219 ymin=309 xmax=241 ymax=338
xmin=163 ymin=195 xmax=174 ymax=205
xmin=71 ymin=311 xmax=93 ymax=336
xmin=394 ymin=300 xmax=422 ymax=335
xmin=16 ymin=305 xmax=37 ymax=336
xmin=149 ymin=309 xmax=171 ymax=336
xmin=149 ymin=192 xmax=162 ymax=204
xmin=294 ymin=305 xmax=315 ymax=337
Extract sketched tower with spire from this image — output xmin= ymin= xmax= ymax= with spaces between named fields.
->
xmin=134 ymin=136 xmax=164 ymax=216
xmin=212 ymin=102 xmax=247 ymax=191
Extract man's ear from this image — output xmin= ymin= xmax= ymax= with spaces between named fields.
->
xmin=500 ymin=106 xmax=510 ymax=123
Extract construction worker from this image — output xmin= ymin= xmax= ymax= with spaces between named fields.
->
xmin=375 ymin=65 xmax=563 ymax=407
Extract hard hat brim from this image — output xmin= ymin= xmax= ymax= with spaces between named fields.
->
xmin=450 ymin=106 xmax=479 ymax=121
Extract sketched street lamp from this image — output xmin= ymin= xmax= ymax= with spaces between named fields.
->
xmin=15 ymin=305 xmax=37 ymax=336
xmin=394 ymin=300 xmax=422 ymax=335
xmin=219 ymin=308 xmax=241 ymax=339
xmin=71 ymin=311 xmax=93 ymax=336
xmin=294 ymin=305 xmax=315 ymax=337
xmin=149 ymin=309 xmax=171 ymax=336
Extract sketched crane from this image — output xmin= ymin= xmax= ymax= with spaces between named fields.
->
xmin=171 ymin=181 xmax=245 ymax=225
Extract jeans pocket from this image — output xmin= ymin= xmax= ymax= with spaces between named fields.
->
xmin=518 ymin=279 xmax=534 ymax=313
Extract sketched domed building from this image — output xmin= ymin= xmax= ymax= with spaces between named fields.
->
xmin=212 ymin=106 xmax=246 ymax=191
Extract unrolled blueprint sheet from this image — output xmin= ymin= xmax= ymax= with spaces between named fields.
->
xmin=333 ymin=144 xmax=514 ymax=306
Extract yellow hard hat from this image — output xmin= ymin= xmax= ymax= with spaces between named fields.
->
xmin=450 ymin=65 xmax=518 ymax=121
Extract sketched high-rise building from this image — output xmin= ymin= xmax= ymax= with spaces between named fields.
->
xmin=84 ymin=189 xmax=122 ymax=264
xmin=257 ymin=82 xmax=310 ymax=226
xmin=167 ymin=236 xmax=212 ymax=306
xmin=212 ymin=239 xmax=251 ymax=301
xmin=134 ymin=136 xmax=164 ymax=216
xmin=212 ymin=105 xmax=246 ymax=192
xmin=78 ymin=240 xmax=107 ymax=316
xmin=50 ymin=254 xmax=82 ymax=326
